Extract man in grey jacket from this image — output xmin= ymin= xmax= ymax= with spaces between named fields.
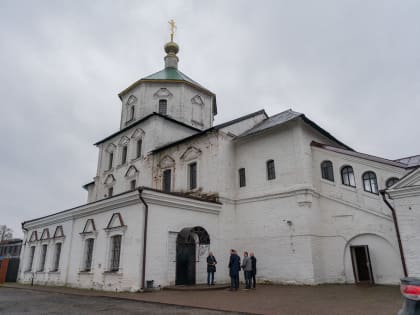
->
xmin=241 ymin=251 xmax=252 ymax=290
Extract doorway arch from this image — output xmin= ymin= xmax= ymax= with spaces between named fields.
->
xmin=175 ymin=226 xmax=210 ymax=285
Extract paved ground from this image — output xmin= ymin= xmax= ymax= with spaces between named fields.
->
xmin=0 ymin=287 xmax=241 ymax=315
xmin=1 ymin=283 xmax=404 ymax=315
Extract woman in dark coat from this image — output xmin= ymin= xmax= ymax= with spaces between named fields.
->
xmin=207 ymin=251 xmax=217 ymax=285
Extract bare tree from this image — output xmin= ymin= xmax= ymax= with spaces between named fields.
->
xmin=0 ymin=225 xmax=13 ymax=241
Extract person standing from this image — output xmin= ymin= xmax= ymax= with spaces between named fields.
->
xmin=250 ymin=252 xmax=257 ymax=289
xmin=241 ymin=251 xmax=252 ymax=290
xmin=206 ymin=251 xmax=217 ymax=285
xmin=228 ymin=249 xmax=241 ymax=290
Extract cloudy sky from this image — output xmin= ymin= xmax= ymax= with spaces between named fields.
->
xmin=1 ymin=1 xmax=419 ymax=238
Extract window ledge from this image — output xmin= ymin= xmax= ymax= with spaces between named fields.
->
xmin=48 ymin=271 xmax=60 ymax=274
xmin=103 ymin=168 xmax=114 ymax=175
xmin=131 ymin=157 xmax=143 ymax=163
xmin=341 ymin=184 xmax=357 ymax=192
xmin=362 ymin=191 xmax=380 ymax=199
xmin=320 ymin=178 xmax=336 ymax=186
xmin=78 ymin=271 xmax=94 ymax=275
xmin=103 ymin=271 xmax=123 ymax=276
xmin=36 ymin=271 xmax=46 ymax=274
xmin=116 ymin=163 xmax=128 ymax=170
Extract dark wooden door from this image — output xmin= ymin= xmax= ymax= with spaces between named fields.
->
xmin=350 ymin=245 xmax=374 ymax=284
xmin=176 ymin=243 xmax=195 ymax=285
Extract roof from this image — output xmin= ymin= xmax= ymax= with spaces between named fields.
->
xmin=94 ymin=112 xmax=201 ymax=146
xmin=22 ymin=186 xmax=220 ymax=227
xmin=394 ymin=155 xmax=420 ymax=169
xmin=236 ymin=109 xmax=352 ymax=150
xmin=151 ymin=109 xmax=268 ymax=154
xmin=311 ymin=141 xmax=407 ymax=168
xmin=142 ymin=68 xmax=205 ymax=89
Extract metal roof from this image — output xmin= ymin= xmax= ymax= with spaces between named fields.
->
xmin=311 ymin=141 xmax=407 ymax=168
xmin=394 ymin=155 xmax=420 ymax=168
xmin=142 ymin=68 xmax=205 ymax=89
xmin=237 ymin=109 xmax=302 ymax=138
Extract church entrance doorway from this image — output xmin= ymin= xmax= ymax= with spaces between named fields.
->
xmin=175 ymin=226 xmax=210 ymax=285
xmin=350 ymin=245 xmax=374 ymax=284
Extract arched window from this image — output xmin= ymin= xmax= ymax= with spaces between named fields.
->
xmin=159 ymin=99 xmax=167 ymax=115
xmin=128 ymin=106 xmax=135 ymax=121
xmin=362 ymin=171 xmax=378 ymax=194
xmin=386 ymin=177 xmax=399 ymax=188
xmin=266 ymin=160 xmax=276 ymax=180
xmin=84 ymin=238 xmax=95 ymax=272
xmin=341 ymin=166 xmax=355 ymax=187
xmin=321 ymin=161 xmax=334 ymax=181
xmin=110 ymin=235 xmax=122 ymax=272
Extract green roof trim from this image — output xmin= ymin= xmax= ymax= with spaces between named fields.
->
xmin=142 ymin=68 xmax=204 ymax=88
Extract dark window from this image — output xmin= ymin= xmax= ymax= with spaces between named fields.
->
xmin=121 ymin=146 xmax=127 ymax=164
xmin=341 ymin=166 xmax=356 ymax=187
xmin=159 ymin=99 xmax=167 ymax=115
xmin=189 ymin=162 xmax=197 ymax=190
xmin=162 ymin=169 xmax=172 ymax=192
xmin=136 ymin=139 xmax=142 ymax=158
xmin=386 ymin=177 xmax=399 ymax=188
xmin=28 ymin=246 xmax=35 ymax=271
xmin=39 ymin=244 xmax=47 ymax=271
xmin=108 ymin=152 xmax=113 ymax=170
xmin=84 ymin=238 xmax=94 ymax=271
xmin=108 ymin=187 xmax=113 ymax=197
xmin=363 ymin=171 xmax=378 ymax=194
xmin=52 ymin=243 xmax=61 ymax=271
xmin=267 ymin=160 xmax=276 ymax=180
xmin=239 ymin=168 xmax=246 ymax=187
xmin=128 ymin=106 xmax=134 ymax=121
xmin=130 ymin=180 xmax=136 ymax=190
xmin=110 ymin=235 xmax=122 ymax=272
xmin=321 ymin=161 xmax=334 ymax=181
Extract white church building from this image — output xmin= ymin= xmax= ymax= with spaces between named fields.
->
xmin=18 ymin=32 xmax=420 ymax=292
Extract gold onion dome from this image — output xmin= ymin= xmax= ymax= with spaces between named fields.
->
xmin=164 ymin=41 xmax=179 ymax=55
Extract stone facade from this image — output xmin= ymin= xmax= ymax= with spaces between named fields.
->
xmin=18 ymin=37 xmax=419 ymax=291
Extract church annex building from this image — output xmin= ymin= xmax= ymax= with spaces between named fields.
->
xmin=18 ymin=32 xmax=420 ymax=292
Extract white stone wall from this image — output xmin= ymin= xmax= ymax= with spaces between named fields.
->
xmin=119 ymin=82 xmax=215 ymax=130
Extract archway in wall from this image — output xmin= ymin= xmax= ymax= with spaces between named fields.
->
xmin=175 ymin=226 xmax=210 ymax=285
xmin=343 ymin=233 xmax=403 ymax=285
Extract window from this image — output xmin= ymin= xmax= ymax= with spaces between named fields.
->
xmin=108 ymin=152 xmax=114 ymax=170
xmin=136 ymin=139 xmax=142 ymax=158
xmin=363 ymin=171 xmax=378 ymax=194
xmin=130 ymin=180 xmax=136 ymax=190
xmin=28 ymin=246 xmax=35 ymax=271
xmin=84 ymin=238 xmax=94 ymax=271
xmin=267 ymin=160 xmax=276 ymax=180
xmin=110 ymin=235 xmax=122 ymax=272
xmin=188 ymin=162 xmax=197 ymax=190
xmin=52 ymin=243 xmax=61 ymax=272
xmin=159 ymin=99 xmax=167 ymax=115
xmin=128 ymin=106 xmax=135 ymax=121
xmin=386 ymin=177 xmax=399 ymax=188
xmin=39 ymin=244 xmax=47 ymax=271
xmin=321 ymin=161 xmax=334 ymax=181
xmin=239 ymin=168 xmax=246 ymax=187
xmin=108 ymin=187 xmax=113 ymax=197
xmin=341 ymin=166 xmax=356 ymax=187
xmin=121 ymin=146 xmax=127 ymax=164
xmin=162 ymin=169 xmax=172 ymax=192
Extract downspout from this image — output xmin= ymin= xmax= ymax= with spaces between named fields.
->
xmin=137 ymin=188 xmax=149 ymax=290
xmin=380 ymin=190 xmax=408 ymax=277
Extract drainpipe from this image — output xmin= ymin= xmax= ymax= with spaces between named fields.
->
xmin=137 ymin=188 xmax=149 ymax=290
xmin=380 ymin=190 xmax=408 ymax=277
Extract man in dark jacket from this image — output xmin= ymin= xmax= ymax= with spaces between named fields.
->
xmin=228 ymin=249 xmax=241 ymax=290
xmin=206 ymin=251 xmax=217 ymax=285
xmin=250 ymin=252 xmax=257 ymax=289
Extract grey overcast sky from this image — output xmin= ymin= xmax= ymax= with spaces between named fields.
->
xmin=1 ymin=0 xmax=419 ymax=238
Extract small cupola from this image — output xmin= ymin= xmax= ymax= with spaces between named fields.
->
xmin=164 ymin=19 xmax=179 ymax=69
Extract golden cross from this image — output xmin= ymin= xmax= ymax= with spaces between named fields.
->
xmin=168 ymin=19 xmax=176 ymax=41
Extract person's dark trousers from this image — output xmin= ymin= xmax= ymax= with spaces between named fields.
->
xmin=231 ymin=274 xmax=239 ymax=290
xmin=245 ymin=271 xmax=252 ymax=289
xmin=207 ymin=271 xmax=214 ymax=285
xmin=251 ymin=271 xmax=256 ymax=288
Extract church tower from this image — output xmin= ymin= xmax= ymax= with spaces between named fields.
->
xmin=117 ymin=20 xmax=217 ymax=130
